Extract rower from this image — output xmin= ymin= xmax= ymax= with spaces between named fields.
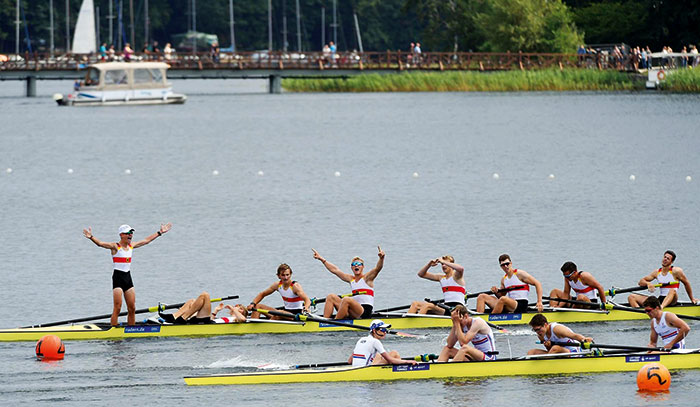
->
xmin=83 ymin=223 xmax=172 ymax=326
xmin=548 ymin=261 xmax=606 ymax=308
xmin=644 ymin=296 xmax=690 ymax=350
xmin=408 ymin=256 xmax=466 ymax=315
xmin=313 ymin=246 xmax=384 ymax=320
xmin=476 ymin=254 xmax=543 ymax=314
xmin=159 ymin=292 xmax=247 ymax=324
xmin=247 ymin=264 xmax=311 ymax=319
xmin=438 ymin=305 xmax=497 ymax=362
xmin=527 ymin=314 xmax=593 ymax=355
xmin=348 ymin=320 xmax=417 ymax=366
xmin=628 ymin=250 xmax=699 ymax=308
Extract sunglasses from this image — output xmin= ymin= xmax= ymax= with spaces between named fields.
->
xmin=562 ymin=272 xmax=574 ymax=278
xmin=531 ymin=326 xmax=544 ymax=333
xmin=351 ymin=262 xmax=364 ymax=267
xmin=375 ymin=327 xmax=388 ymax=333
xmin=500 ymin=262 xmax=511 ymax=267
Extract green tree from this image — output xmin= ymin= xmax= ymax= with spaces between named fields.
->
xmin=474 ymin=0 xmax=582 ymax=52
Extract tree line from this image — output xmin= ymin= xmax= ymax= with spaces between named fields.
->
xmin=0 ymin=0 xmax=698 ymax=54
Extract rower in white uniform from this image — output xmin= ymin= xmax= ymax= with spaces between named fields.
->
xmin=643 ymin=296 xmax=690 ymax=350
xmin=349 ymin=320 xmax=417 ymax=366
xmin=548 ymin=261 xmax=607 ymax=308
xmin=313 ymin=246 xmax=385 ymax=320
xmin=476 ymin=254 xmax=544 ymax=314
xmin=438 ymin=305 xmax=497 ymax=362
xmin=527 ymin=314 xmax=593 ymax=355
xmin=408 ymin=255 xmax=466 ymax=315
xmin=628 ymin=250 xmax=699 ymax=308
xmin=247 ymin=263 xmax=311 ymax=319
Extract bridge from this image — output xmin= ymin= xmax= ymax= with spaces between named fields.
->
xmin=0 ymin=50 xmax=629 ymax=96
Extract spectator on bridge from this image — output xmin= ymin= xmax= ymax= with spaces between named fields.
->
xmin=413 ymin=42 xmax=422 ymax=65
xmin=142 ymin=43 xmax=151 ymax=60
xmin=322 ymin=43 xmax=331 ymax=67
xmin=123 ymin=43 xmax=134 ymax=62
xmin=210 ymin=42 xmax=220 ymax=63
xmin=691 ymin=45 xmax=699 ymax=67
xmin=99 ymin=43 xmax=107 ymax=61
xmin=108 ymin=44 xmax=116 ymax=61
xmin=577 ymin=44 xmax=586 ymax=66
xmin=408 ymin=42 xmax=415 ymax=67
xmin=329 ymin=41 xmax=337 ymax=66
xmin=164 ymin=43 xmax=173 ymax=61
xmin=152 ymin=41 xmax=160 ymax=57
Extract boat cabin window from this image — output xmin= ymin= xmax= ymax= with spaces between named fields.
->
xmin=104 ymin=69 xmax=129 ymax=85
xmin=83 ymin=68 xmax=100 ymax=87
xmin=133 ymin=68 xmax=154 ymax=84
xmin=149 ymin=68 xmax=164 ymax=83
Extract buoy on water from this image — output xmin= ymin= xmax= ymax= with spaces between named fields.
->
xmin=35 ymin=335 xmax=65 ymax=361
xmin=637 ymin=362 xmax=671 ymax=391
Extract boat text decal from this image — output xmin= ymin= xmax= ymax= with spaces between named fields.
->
xmin=124 ymin=326 xmax=162 ymax=334
xmin=392 ymin=364 xmax=430 ymax=372
xmin=489 ymin=313 xmax=522 ymax=321
xmin=625 ymin=355 xmax=660 ymax=363
xmin=319 ymin=320 xmax=353 ymax=328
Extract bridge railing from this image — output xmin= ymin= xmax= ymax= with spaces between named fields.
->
xmin=0 ymin=51 xmax=635 ymax=72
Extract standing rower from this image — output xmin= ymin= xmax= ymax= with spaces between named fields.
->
xmin=349 ymin=320 xmax=417 ymax=366
xmin=83 ymin=223 xmax=172 ymax=326
xmin=247 ymin=263 xmax=311 ymax=319
xmin=408 ymin=256 xmax=466 ymax=315
xmin=438 ymin=305 xmax=497 ymax=362
xmin=628 ymin=250 xmax=699 ymax=308
xmin=527 ymin=314 xmax=593 ymax=355
xmin=549 ymin=261 xmax=606 ymax=308
xmin=644 ymin=296 xmax=690 ymax=349
xmin=476 ymin=254 xmax=543 ymax=314
xmin=313 ymin=246 xmax=385 ymax=320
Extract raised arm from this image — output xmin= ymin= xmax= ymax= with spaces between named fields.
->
xmin=248 ymin=282 xmax=279 ymax=311
xmin=312 ymin=248 xmax=353 ymax=282
xmin=364 ymin=246 xmax=385 ymax=283
xmin=83 ymin=227 xmax=118 ymax=250
xmin=438 ymin=259 xmax=465 ymax=281
xmin=580 ymin=272 xmax=607 ymax=303
xmin=132 ymin=223 xmax=172 ymax=248
xmin=417 ymin=259 xmax=441 ymax=282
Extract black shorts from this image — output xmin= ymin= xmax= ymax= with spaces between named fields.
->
xmin=444 ymin=302 xmax=463 ymax=308
xmin=112 ymin=270 xmax=134 ymax=292
xmin=360 ymin=304 xmax=373 ymax=319
xmin=187 ymin=316 xmax=213 ymax=324
xmin=657 ymin=295 xmax=677 ymax=306
xmin=284 ymin=308 xmax=303 ymax=315
xmin=513 ymin=299 xmax=529 ymax=313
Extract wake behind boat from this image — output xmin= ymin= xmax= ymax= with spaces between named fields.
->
xmin=54 ymin=62 xmax=187 ymax=106
xmin=184 ymin=349 xmax=700 ymax=385
xmin=2 ymin=302 xmax=698 ymax=342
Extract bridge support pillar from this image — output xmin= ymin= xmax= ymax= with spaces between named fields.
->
xmin=269 ymin=75 xmax=282 ymax=94
xmin=26 ymin=76 xmax=37 ymax=97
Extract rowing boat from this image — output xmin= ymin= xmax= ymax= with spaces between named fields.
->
xmin=2 ymin=303 xmax=698 ymax=342
xmin=184 ymin=349 xmax=700 ymax=385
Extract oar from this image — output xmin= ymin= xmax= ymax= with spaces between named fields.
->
xmin=434 ymin=303 xmax=509 ymax=334
xmin=294 ymin=353 xmax=438 ymax=369
xmin=543 ymin=296 xmax=700 ymax=321
xmin=550 ymin=340 xmax=671 ymax=353
xmin=22 ymin=295 xmax=240 ymax=328
xmin=605 ymin=282 xmax=679 ymax=298
xmin=275 ymin=293 xmax=355 ymax=310
xmin=255 ymin=308 xmax=418 ymax=337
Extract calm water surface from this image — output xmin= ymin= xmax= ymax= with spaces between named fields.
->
xmin=1 ymin=80 xmax=699 ymax=406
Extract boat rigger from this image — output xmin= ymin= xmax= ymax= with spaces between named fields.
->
xmin=184 ymin=349 xmax=700 ymax=385
xmin=1 ymin=303 xmax=698 ymax=342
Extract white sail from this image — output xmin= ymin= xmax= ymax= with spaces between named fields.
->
xmin=72 ymin=0 xmax=96 ymax=53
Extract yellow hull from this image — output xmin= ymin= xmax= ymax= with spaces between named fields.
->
xmin=184 ymin=351 xmax=700 ymax=385
xmin=2 ymin=304 xmax=697 ymax=342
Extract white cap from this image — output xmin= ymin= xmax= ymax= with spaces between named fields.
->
xmin=118 ymin=224 xmax=135 ymax=234
xmin=369 ymin=319 xmax=391 ymax=331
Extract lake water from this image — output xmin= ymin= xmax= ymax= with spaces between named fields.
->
xmin=1 ymin=80 xmax=699 ymax=405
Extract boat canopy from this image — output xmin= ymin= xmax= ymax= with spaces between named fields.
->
xmin=81 ymin=62 xmax=171 ymax=90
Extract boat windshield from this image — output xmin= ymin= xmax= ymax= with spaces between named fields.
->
xmin=84 ymin=67 xmax=100 ymax=87
xmin=104 ymin=69 xmax=128 ymax=85
xmin=133 ymin=68 xmax=154 ymax=84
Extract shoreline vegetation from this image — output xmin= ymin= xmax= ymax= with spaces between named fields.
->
xmin=283 ymin=69 xmax=700 ymax=93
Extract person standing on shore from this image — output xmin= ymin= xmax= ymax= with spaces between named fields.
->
xmin=83 ymin=223 xmax=172 ymax=326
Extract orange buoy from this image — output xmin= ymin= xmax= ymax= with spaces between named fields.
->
xmin=35 ymin=335 xmax=65 ymax=361
xmin=637 ymin=362 xmax=671 ymax=391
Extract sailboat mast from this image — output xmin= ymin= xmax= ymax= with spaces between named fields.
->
xmin=50 ymin=0 xmax=54 ymax=54
xmin=295 ymin=0 xmax=301 ymax=51
xmin=66 ymin=0 xmax=71 ymax=52
xmin=353 ymin=12 xmax=362 ymax=52
xmin=229 ymin=0 xmax=236 ymax=52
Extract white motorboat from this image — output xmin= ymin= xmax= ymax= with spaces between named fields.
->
xmin=54 ymin=62 xmax=187 ymax=106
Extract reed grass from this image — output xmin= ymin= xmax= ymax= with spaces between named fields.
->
xmin=283 ymin=70 xmax=645 ymax=92
xmin=662 ymin=68 xmax=700 ymax=92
